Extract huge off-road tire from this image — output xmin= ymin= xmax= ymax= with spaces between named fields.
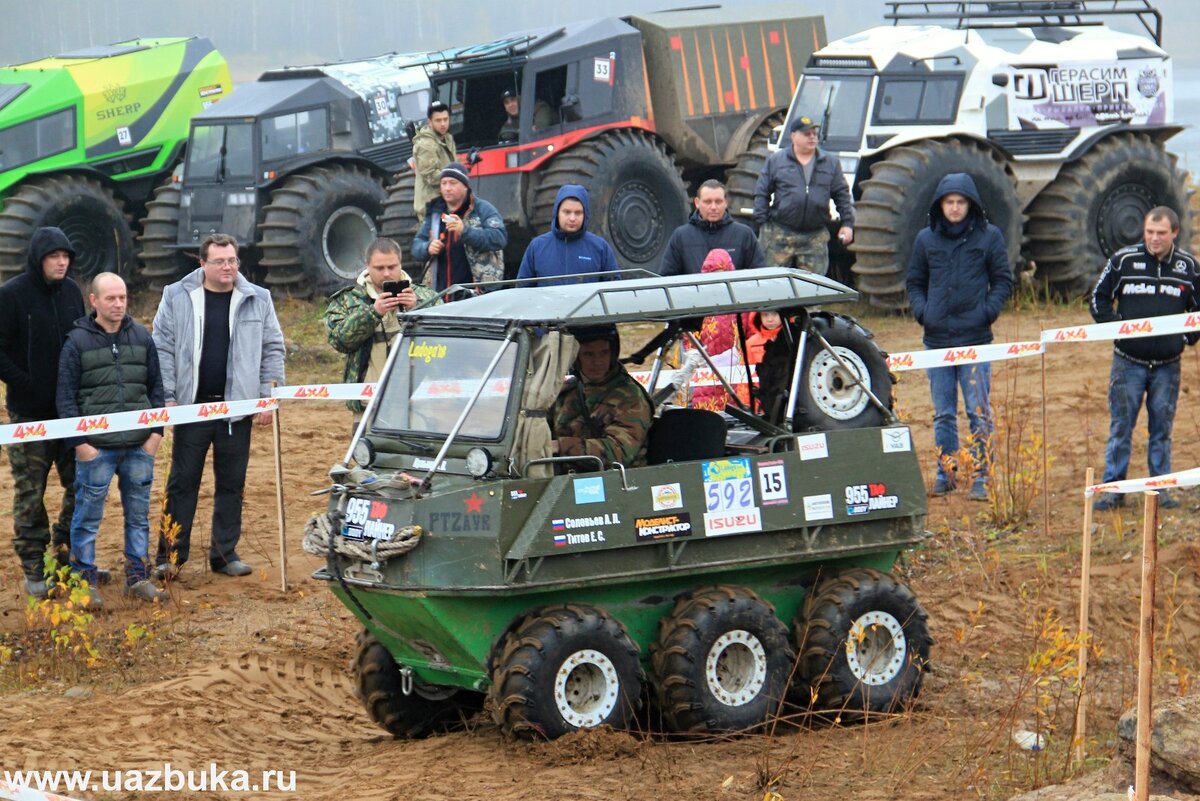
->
xmin=0 ymin=175 xmax=134 ymax=286
xmin=490 ymin=604 xmax=644 ymax=740
xmin=795 ymin=568 xmax=931 ymax=717
xmin=379 ymin=170 xmax=421 ymax=259
xmin=136 ymin=179 xmax=194 ymax=290
xmin=352 ymin=629 xmax=481 ymax=739
xmin=852 ymin=139 xmax=1022 ymax=311
xmin=650 ymin=585 xmax=792 ymax=735
xmin=1026 ymin=133 xmax=1192 ymax=298
xmin=793 ymin=314 xmax=892 ymax=432
xmin=530 ymin=130 xmax=688 ymax=275
xmin=258 ymin=164 xmax=386 ymax=297
xmin=725 ymin=113 xmax=784 ymax=223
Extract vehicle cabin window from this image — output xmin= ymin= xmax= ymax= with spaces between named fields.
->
xmin=532 ymin=66 xmax=569 ymax=131
xmin=261 ymin=108 xmax=329 ymax=162
xmin=874 ymin=77 xmax=961 ymax=124
xmin=184 ymin=123 xmax=253 ymax=181
xmin=431 ymin=72 xmax=524 ymax=150
xmin=0 ymin=107 xmax=76 ymax=171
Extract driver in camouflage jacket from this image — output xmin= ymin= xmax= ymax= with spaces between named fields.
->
xmin=549 ymin=327 xmax=652 ymax=468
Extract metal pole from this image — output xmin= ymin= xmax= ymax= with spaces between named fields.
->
xmin=271 ymin=380 xmax=287 ymax=592
xmin=1134 ymin=491 xmax=1158 ymax=801
xmin=341 ymin=330 xmax=407 ymax=467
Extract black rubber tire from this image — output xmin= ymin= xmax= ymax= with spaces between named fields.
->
xmin=851 ymin=139 xmax=1021 ymax=311
xmin=1026 ymin=133 xmax=1192 ymax=298
xmin=136 ymin=179 xmax=194 ymax=290
xmin=0 ymin=175 xmax=134 ymax=286
xmin=379 ymin=169 xmax=421 ymax=259
xmin=650 ymin=585 xmax=793 ymax=734
xmin=725 ymin=113 xmax=784 ymax=225
xmin=352 ymin=629 xmax=481 ymax=739
xmin=795 ymin=568 xmax=931 ymax=717
xmin=530 ymin=130 xmax=688 ymax=274
xmin=489 ymin=603 xmax=644 ymax=740
xmin=258 ymin=164 xmax=387 ymax=297
xmin=793 ymin=315 xmax=892 ymax=432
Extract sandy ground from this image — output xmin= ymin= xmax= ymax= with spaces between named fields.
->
xmin=1 ymin=299 xmax=1199 ymax=801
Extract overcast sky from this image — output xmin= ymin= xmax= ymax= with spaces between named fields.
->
xmin=3 ymin=0 xmax=1196 ymax=78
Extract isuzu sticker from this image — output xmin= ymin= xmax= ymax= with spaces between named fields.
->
xmin=796 ymin=433 xmax=829 ymax=461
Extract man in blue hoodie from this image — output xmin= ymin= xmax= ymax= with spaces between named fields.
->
xmin=906 ymin=173 xmax=1013 ymax=501
xmin=517 ymin=185 xmax=620 ymax=285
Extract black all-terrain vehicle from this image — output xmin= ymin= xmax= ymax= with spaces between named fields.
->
xmin=306 ymin=268 xmax=932 ymax=740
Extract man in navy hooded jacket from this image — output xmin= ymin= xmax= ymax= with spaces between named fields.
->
xmin=517 ymin=185 xmax=619 ymax=285
xmin=906 ymin=173 xmax=1013 ymax=501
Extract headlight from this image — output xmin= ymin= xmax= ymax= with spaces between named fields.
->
xmin=353 ymin=438 xmax=375 ymax=468
xmin=465 ymin=447 xmax=493 ymax=478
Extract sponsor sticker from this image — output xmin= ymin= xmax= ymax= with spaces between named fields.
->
xmin=651 ymin=482 xmax=682 ymax=511
xmin=803 ymin=494 xmax=834 ymax=522
xmin=704 ymin=510 xmax=762 ymax=537
xmin=343 ymin=497 xmax=396 ymax=541
xmin=634 ymin=512 xmax=693 ymax=541
xmin=573 ymin=476 xmax=606 ymax=504
xmin=795 ymin=433 xmax=828 ymax=461
xmin=198 ymin=84 xmax=224 ymax=98
xmin=412 ymin=457 xmax=448 ymax=472
xmin=845 ymin=483 xmax=900 ymax=515
xmin=757 ymin=460 xmax=788 ymax=506
xmin=427 ymin=512 xmax=490 ymax=532
xmin=408 ymin=341 xmax=448 ymax=362
xmin=881 ymin=428 xmax=912 ymax=454
xmin=510 ymin=489 xmax=528 ymax=500
xmin=553 ymin=513 xmax=620 ymax=530
xmin=703 ymin=457 xmax=760 ymax=536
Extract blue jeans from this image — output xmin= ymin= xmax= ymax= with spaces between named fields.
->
xmin=1102 ymin=353 xmax=1180 ymax=483
xmin=927 ymin=362 xmax=993 ymax=483
xmin=69 ymin=446 xmax=155 ymax=585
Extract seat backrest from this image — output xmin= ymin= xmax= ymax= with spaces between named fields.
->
xmin=646 ymin=408 xmax=727 ymax=465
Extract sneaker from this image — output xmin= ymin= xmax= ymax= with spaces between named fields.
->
xmin=82 ymin=586 xmax=102 ymax=610
xmin=1093 ymin=493 xmax=1124 ymax=512
xmin=124 ymin=579 xmax=168 ymax=603
xmin=1158 ymin=493 xmax=1181 ymax=510
xmin=930 ymin=477 xmax=956 ymax=497
xmin=23 ymin=577 xmax=49 ymax=600
xmin=968 ymin=481 xmax=989 ymax=502
xmin=213 ymin=560 xmax=252 ymax=577
xmin=152 ymin=563 xmax=180 ymax=581
xmin=96 ymin=568 xmax=113 ymax=586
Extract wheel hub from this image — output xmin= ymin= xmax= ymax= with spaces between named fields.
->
xmin=554 ymin=648 xmax=619 ymax=728
xmin=609 ymin=180 xmax=666 ymax=263
xmin=323 ymin=206 xmax=378 ymax=281
xmin=845 ymin=610 xmax=907 ymax=686
xmin=705 ymin=629 xmax=768 ymax=707
xmin=806 ymin=346 xmax=871 ymax=420
xmin=1096 ymin=182 xmax=1156 ymax=256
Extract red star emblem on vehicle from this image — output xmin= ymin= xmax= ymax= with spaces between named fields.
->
xmin=463 ymin=492 xmax=485 ymax=513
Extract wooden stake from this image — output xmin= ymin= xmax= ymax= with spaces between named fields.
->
xmin=1041 ymin=348 xmax=1049 ymax=540
xmin=1074 ymin=466 xmax=1094 ymax=768
xmin=272 ymin=381 xmax=288 ymax=593
xmin=1134 ymin=491 xmax=1158 ymax=801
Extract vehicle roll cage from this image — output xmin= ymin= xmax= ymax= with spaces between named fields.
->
xmin=885 ymin=0 xmax=1162 ymax=45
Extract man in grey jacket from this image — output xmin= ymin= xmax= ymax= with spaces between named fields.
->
xmin=151 ymin=234 xmax=285 ymax=578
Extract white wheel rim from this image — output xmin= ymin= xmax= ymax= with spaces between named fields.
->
xmin=705 ymin=629 xmax=768 ymax=707
xmin=323 ymin=205 xmax=377 ymax=280
xmin=806 ymin=346 xmax=871 ymax=420
xmin=845 ymin=611 xmax=907 ymax=686
xmin=554 ymin=649 xmax=620 ymax=728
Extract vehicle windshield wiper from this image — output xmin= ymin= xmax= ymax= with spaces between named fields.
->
xmin=820 ymin=85 xmax=837 ymax=145
xmin=396 ymin=436 xmax=434 ymax=454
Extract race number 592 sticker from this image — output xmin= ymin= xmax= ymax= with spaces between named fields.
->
xmin=702 ymin=457 xmax=761 ymax=536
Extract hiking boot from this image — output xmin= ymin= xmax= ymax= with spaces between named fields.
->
xmin=152 ymin=563 xmax=180 ymax=581
xmin=213 ymin=560 xmax=252 ymax=577
xmin=96 ymin=568 xmax=113 ymax=586
xmin=124 ymin=580 xmax=168 ymax=603
xmin=930 ymin=477 xmax=956 ymax=497
xmin=968 ymin=480 xmax=989 ymax=502
xmin=82 ymin=586 xmax=103 ymax=610
xmin=23 ymin=577 xmax=49 ymax=600
xmin=1157 ymin=493 xmax=1181 ymax=510
xmin=1093 ymin=493 xmax=1124 ymax=512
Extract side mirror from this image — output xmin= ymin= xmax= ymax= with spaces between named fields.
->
xmin=991 ymin=73 xmax=1009 ymax=88
xmin=559 ymin=94 xmax=582 ymax=122
xmin=467 ymin=147 xmax=482 ymax=166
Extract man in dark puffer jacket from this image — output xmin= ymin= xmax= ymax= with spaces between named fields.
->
xmin=57 ymin=273 xmax=167 ymax=605
xmin=0 ymin=226 xmax=86 ymax=598
xmin=906 ymin=173 xmax=1013 ymax=501
xmin=660 ymin=180 xmax=765 ymax=276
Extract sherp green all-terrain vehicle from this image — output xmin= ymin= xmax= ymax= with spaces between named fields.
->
xmin=309 ymin=267 xmax=931 ymax=739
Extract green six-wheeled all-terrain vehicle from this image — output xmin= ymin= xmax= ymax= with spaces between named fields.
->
xmin=307 ymin=268 xmax=931 ymax=739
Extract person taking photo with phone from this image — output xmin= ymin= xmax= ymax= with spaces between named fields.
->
xmin=326 ymin=238 xmax=439 ymax=420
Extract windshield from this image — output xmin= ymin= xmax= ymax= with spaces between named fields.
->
xmin=0 ymin=107 xmax=75 ymax=171
xmin=792 ymin=74 xmax=871 ymax=151
xmin=184 ymin=123 xmax=253 ymax=182
xmin=373 ymin=335 xmax=518 ymax=440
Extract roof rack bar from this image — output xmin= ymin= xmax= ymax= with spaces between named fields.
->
xmin=885 ymin=1 xmax=1162 ymax=45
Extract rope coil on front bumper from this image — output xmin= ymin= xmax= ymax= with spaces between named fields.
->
xmin=302 ymin=512 xmax=422 ymax=563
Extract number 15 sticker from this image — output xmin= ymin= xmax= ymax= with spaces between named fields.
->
xmin=757 ymin=460 xmax=788 ymax=505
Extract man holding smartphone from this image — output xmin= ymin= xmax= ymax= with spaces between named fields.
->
xmin=326 ymin=237 xmax=439 ymax=418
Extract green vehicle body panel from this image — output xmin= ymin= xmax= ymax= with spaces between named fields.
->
xmin=316 ymin=268 xmax=928 ymax=694
xmin=0 ymin=37 xmax=231 ymax=199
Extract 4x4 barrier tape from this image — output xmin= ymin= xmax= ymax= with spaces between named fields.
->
xmin=1 ymin=778 xmax=84 ymax=801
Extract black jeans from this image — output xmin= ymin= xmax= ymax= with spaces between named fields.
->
xmin=157 ymin=417 xmax=253 ymax=570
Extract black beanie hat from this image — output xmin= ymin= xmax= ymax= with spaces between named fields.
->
xmin=440 ymin=162 xmax=470 ymax=187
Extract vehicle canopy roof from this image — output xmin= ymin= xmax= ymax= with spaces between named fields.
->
xmin=190 ymin=77 xmax=358 ymax=121
xmin=408 ymin=268 xmax=856 ymax=328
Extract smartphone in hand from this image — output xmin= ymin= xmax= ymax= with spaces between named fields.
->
xmin=382 ymin=279 xmax=410 ymax=295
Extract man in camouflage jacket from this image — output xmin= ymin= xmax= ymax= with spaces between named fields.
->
xmin=550 ymin=327 xmax=652 ymax=468
xmin=326 ymin=238 xmax=439 ymax=414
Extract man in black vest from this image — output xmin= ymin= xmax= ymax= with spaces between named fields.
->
xmin=57 ymin=273 xmax=168 ymax=606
